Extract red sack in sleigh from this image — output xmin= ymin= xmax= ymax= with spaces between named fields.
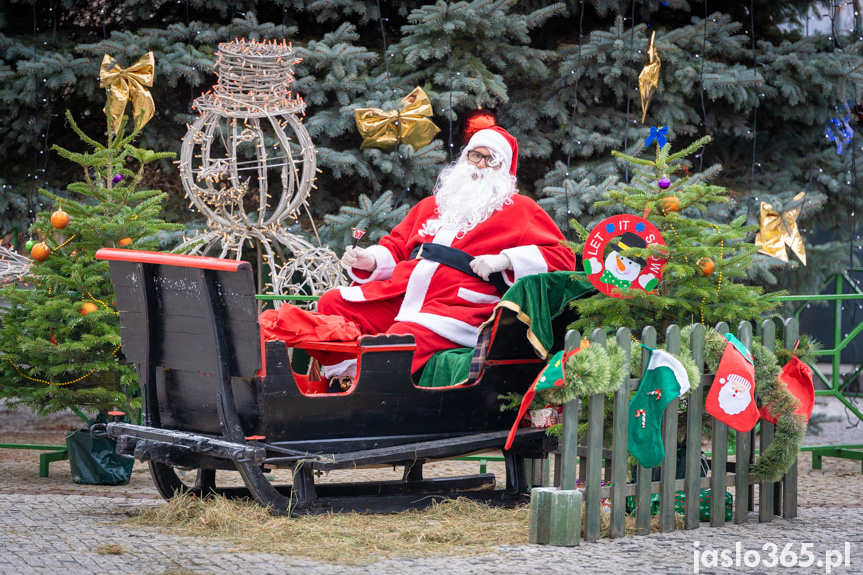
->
xmin=259 ymin=304 xmax=361 ymax=345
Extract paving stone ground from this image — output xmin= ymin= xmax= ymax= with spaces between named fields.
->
xmin=1 ymin=397 xmax=862 ymax=574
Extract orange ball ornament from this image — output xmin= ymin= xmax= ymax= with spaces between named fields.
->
xmin=661 ymin=196 xmax=680 ymax=213
xmin=51 ymin=209 xmax=70 ymax=230
xmin=119 ymin=238 xmax=132 ymax=247
xmin=697 ymin=257 xmax=715 ymax=277
xmin=460 ymin=108 xmax=498 ymax=145
xmin=30 ymin=242 xmax=50 ymax=262
xmin=80 ymin=302 xmax=99 ymax=316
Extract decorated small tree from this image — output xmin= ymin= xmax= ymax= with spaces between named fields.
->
xmin=561 ymin=134 xmax=810 ymax=482
xmin=0 ymin=108 xmax=181 ymax=420
xmin=570 ymin=135 xmax=781 ymax=334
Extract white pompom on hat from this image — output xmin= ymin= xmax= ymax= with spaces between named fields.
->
xmin=464 ymin=126 xmax=519 ymax=176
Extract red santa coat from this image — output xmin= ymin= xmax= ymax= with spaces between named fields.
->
xmin=341 ymin=194 xmax=575 ymax=349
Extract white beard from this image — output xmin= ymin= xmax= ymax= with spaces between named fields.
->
xmin=717 ymin=380 xmax=752 ymax=415
xmin=422 ymin=160 xmax=516 ymax=238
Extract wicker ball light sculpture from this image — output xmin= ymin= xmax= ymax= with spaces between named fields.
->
xmin=0 ymin=247 xmax=32 ymax=284
xmin=176 ymin=39 xmax=344 ymax=304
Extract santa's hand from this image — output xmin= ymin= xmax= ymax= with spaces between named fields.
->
xmin=341 ymin=246 xmax=377 ymax=272
xmin=470 ymin=254 xmax=512 ymax=281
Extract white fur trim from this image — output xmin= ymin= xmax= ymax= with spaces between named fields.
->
xmin=347 ymin=244 xmax=397 ymax=283
xmin=338 ymin=285 xmax=366 ymax=302
xmin=500 ymin=245 xmax=548 ymax=286
xmin=395 ymin=226 xmax=477 ymax=343
xmin=397 ymin=312 xmax=480 ymax=349
xmin=398 ymin=227 xmax=458 ymax=317
xmin=457 ymin=287 xmax=501 ymax=305
xmin=467 ymin=129 xmax=512 ymax=171
xmin=648 ymin=349 xmax=691 ymax=395
xmin=397 ymin=259 xmax=438 ymax=316
xmin=323 ymin=359 xmax=357 ymax=379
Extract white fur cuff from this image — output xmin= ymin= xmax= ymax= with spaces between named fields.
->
xmin=500 ymin=245 xmax=547 ymax=286
xmin=347 ymin=244 xmax=398 ymax=283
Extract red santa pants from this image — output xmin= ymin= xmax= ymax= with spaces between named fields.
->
xmin=316 ymin=288 xmax=461 ymax=375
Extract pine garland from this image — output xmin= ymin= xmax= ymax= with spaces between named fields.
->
xmin=498 ymin=340 xmax=628 ymax=416
xmin=692 ymin=326 xmax=806 ymax=483
xmin=553 ymin=340 xmax=627 ymax=403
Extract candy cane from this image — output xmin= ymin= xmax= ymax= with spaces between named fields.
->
xmin=647 ymin=388 xmax=661 ymax=400
xmin=635 ymin=409 xmax=646 ymax=428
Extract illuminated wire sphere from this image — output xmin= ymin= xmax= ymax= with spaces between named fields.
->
xmin=271 ymin=245 xmax=344 ymax=308
xmin=0 ymin=247 xmax=31 ymax=284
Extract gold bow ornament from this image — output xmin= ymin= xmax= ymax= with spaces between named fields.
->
xmin=755 ymin=191 xmax=807 ymax=266
xmin=639 ymin=31 xmax=661 ymax=123
xmin=99 ymin=52 xmax=156 ymax=134
xmin=354 ymin=87 xmax=440 ymax=152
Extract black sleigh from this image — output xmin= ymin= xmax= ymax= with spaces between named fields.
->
xmin=92 ymin=248 xmax=573 ymax=515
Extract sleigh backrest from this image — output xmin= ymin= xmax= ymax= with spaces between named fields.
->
xmin=96 ymin=248 xmax=260 ymax=433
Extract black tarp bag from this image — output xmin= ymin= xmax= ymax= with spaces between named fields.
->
xmin=66 ymin=414 xmax=134 ymax=485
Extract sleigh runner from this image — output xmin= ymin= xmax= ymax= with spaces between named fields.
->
xmin=91 ymin=248 xmax=585 ymax=514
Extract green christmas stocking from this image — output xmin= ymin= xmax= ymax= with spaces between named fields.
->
xmin=627 ymin=348 xmax=691 ymax=468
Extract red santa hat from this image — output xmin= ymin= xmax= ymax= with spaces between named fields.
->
xmin=465 ymin=126 xmax=518 ymax=176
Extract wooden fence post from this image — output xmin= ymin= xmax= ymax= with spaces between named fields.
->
xmin=734 ymin=321 xmax=753 ymax=524
xmin=583 ymin=328 xmax=607 ymax=543
xmin=635 ymin=325 xmax=656 ymax=535
xmin=659 ymin=325 xmax=681 ymax=532
xmin=561 ymin=330 xmax=581 ymax=491
xmin=782 ymin=318 xmax=799 ymax=519
xmin=711 ymin=322 xmax=730 ymax=527
xmin=759 ymin=319 xmax=776 ymax=522
xmin=684 ymin=323 xmax=705 ymax=530
xmin=610 ymin=327 xmax=632 ymax=538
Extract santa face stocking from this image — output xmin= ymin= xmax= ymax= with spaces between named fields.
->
xmin=628 ymin=348 xmax=691 ymax=468
xmin=705 ymin=333 xmax=759 ymax=433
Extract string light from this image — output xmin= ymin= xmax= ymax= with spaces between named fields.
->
xmin=175 ymin=39 xmax=343 ymax=303
xmin=185 ymin=0 xmax=195 ymax=113
xmin=622 ymin=0 xmax=637 ymax=182
xmin=700 ymin=224 xmax=724 ymax=325
xmin=445 ymin=1 xmax=454 ymax=162
xmin=746 ymin=0 xmax=758 ymax=222
xmin=562 ymin=0 xmax=586 ymax=241
xmin=698 ymin=1 xmax=709 ymax=172
xmin=0 ymin=249 xmax=32 ymax=284
xmin=7 ymin=345 xmax=123 ymax=386
xmin=375 ymin=0 xmax=411 ymax=207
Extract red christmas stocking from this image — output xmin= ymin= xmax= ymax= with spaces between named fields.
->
xmin=760 ymin=354 xmax=815 ymax=424
xmin=705 ymin=334 xmax=759 ymax=433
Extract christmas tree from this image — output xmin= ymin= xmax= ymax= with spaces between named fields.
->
xmin=570 ymin=134 xmax=780 ymax=333
xmin=0 ymin=109 xmax=182 ymax=417
xmin=0 ymin=1 xmax=860 ymax=292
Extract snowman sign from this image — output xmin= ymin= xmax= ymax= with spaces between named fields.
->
xmin=582 ymin=214 xmax=666 ymax=298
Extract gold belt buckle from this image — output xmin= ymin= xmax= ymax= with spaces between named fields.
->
xmin=415 ymin=244 xmax=425 ymax=260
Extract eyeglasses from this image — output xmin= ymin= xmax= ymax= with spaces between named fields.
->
xmin=466 ymin=150 xmax=495 ymax=165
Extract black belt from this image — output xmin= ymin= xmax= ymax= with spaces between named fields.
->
xmin=410 ymin=243 xmax=509 ymax=294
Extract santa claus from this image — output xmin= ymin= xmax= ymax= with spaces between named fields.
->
xmin=314 ymin=126 xmax=575 ymax=383
xmin=716 ymin=374 xmax=753 ymax=416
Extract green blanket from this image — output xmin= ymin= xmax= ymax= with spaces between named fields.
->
xmin=416 ymin=271 xmax=595 ymax=387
